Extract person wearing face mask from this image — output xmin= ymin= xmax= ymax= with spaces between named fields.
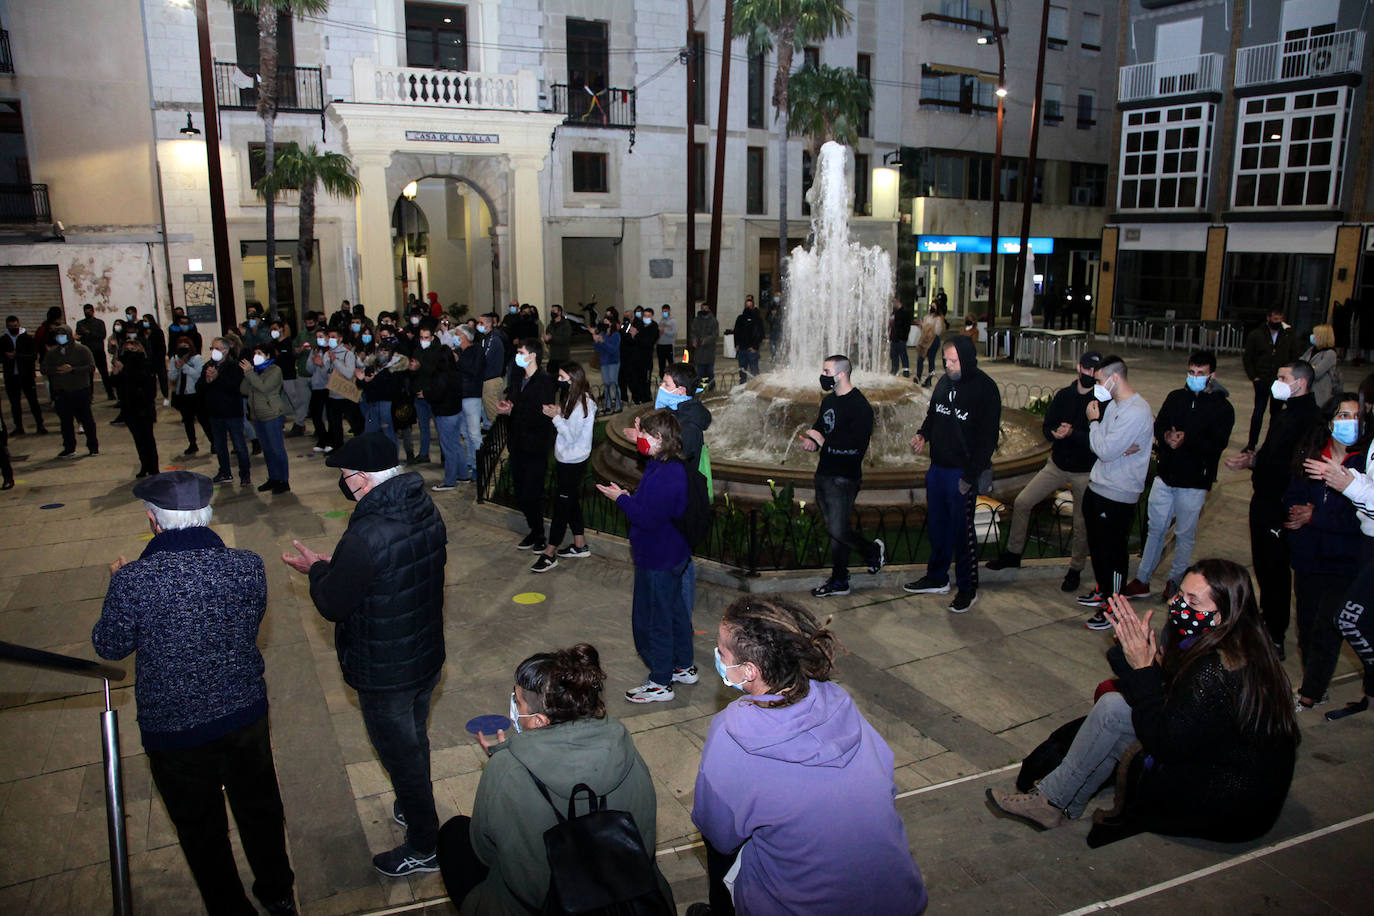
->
xmin=986 ymin=352 xmax=1103 ymax=592
xmin=75 ymin=303 xmax=115 ymax=401
xmin=325 ymin=330 xmax=364 ymax=448
xmin=689 ymin=301 xmax=718 ymax=391
xmin=542 ymin=304 xmax=573 ymax=380
xmin=436 ymin=644 xmax=671 ymax=914
xmin=111 ymin=338 xmax=160 ymax=478
xmin=989 ymin=560 xmax=1298 ymax=848
xmin=591 ymin=314 xmax=622 ymax=414
xmin=597 ymin=410 xmax=693 ymax=703
xmin=239 ymin=345 xmax=291 ymax=494
xmin=1225 ymin=360 xmax=1318 ymax=655
xmin=199 ymin=338 xmax=251 ymax=486
xmin=799 ymin=355 xmax=883 ymax=598
xmin=1119 ymin=350 xmax=1234 ymax=604
xmin=168 ymin=337 xmax=210 ymax=456
xmin=425 ymin=334 xmax=469 ymax=492
xmin=242 ymin=307 xmax=272 ymax=350
xmin=690 ymin=596 xmax=926 ymax=916
xmin=629 ymin=307 xmax=659 ymax=401
xmin=40 ymin=324 xmax=98 ymax=458
xmin=476 ymin=312 xmax=507 ymax=430
xmin=618 ymin=309 xmax=637 ymax=404
xmin=281 ymin=432 xmax=448 ymax=878
xmin=1299 ymin=323 xmax=1340 ymax=411
xmin=1284 ymin=395 xmax=1366 ymax=711
xmin=496 ymin=340 xmax=556 ymax=550
xmin=270 ymin=319 xmax=308 ymax=437
xmin=732 ymin=295 xmax=764 ymax=384
xmin=307 ymin=323 xmax=337 ymax=452
xmin=656 ymin=304 xmax=677 ymax=377
xmin=138 ymin=313 xmax=170 ymax=402
xmin=358 ymin=339 xmax=409 ymax=456
xmin=530 ymin=362 xmax=597 ymax=572
xmin=1 ymin=314 xmax=47 ymax=434
xmin=1242 ymin=307 xmax=1298 ymax=452
xmin=914 ymin=301 xmax=946 ymax=388
xmin=1077 ymin=357 xmax=1153 ymax=628
xmin=406 ymin=326 xmax=445 ymax=465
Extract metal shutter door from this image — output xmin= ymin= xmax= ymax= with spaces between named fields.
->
xmin=0 ymin=265 xmax=64 ymax=331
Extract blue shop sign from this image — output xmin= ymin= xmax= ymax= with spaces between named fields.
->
xmin=918 ymin=235 xmax=1055 ymax=254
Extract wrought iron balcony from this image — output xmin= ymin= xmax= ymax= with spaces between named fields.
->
xmin=0 ymin=184 xmax=50 ymax=223
xmin=1118 ymin=53 xmax=1223 ymax=103
xmin=214 ymin=61 xmax=324 ymax=113
xmin=1235 ymin=29 xmax=1366 ymax=87
xmin=0 ymin=30 xmax=12 ymax=74
xmin=550 ymin=84 xmax=636 ymax=130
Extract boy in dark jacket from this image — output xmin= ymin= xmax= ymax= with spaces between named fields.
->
xmin=496 ymin=340 xmax=555 ymax=549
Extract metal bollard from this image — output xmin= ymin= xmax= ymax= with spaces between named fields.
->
xmin=101 ymin=679 xmax=133 ymax=916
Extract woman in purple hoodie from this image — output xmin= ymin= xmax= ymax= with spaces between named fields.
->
xmin=691 ymin=596 xmax=927 ymax=915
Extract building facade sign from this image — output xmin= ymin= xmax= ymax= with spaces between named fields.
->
xmin=917 ymin=235 xmax=1056 ymax=254
xmin=404 ymin=130 xmax=500 ymax=144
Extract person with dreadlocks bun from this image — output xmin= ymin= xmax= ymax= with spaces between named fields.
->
xmin=689 ymin=596 xmax=927 ymax=916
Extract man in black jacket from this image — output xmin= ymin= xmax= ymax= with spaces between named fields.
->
xmin=986 ymin=351 xmax=1101 ymax=592
xmin=282 ymin=432 xmax=447 ymax=878
xmin=889 ymin=300 xmax=913 ymax=377
xmin=1123 ymin=350 xmax=1234 ymax=601
xmin=733 ymin=296 xmax=764 ymax=383
xmin=1 ymin=315 xmax=47 ymax=434
xmin=198 ymin=338 xmax=251 ymax=486
xmin=905 ymin=335 xmax=1001 ymax=613
xmin=1241 ymin=307 xmax=1297 ymax=451
xmin=496 ymin=339 xmax=555 ymax=549
xmin=1225 ymin=360 xmax=1317 ymax=655
xmin=628 ymin=307 xmax=659 ymax=403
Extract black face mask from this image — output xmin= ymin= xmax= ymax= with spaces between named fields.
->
xmin=1268 ymin=321 xmax=1282 ymax=331
xmin=819 ymin=374 xmax=836 ymax=392
xmin=177 ymin=349 xmax=191 ymax=357
xmin=338 ymin=476 xmax=358 ymax=502
xmin=1079 ymin=373 xmax=1095 ymax=389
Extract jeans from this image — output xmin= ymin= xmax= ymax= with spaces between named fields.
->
xmin=252 ymin=416 xmax=289 ymax=483
xmin=1037 ymin=691 xmax=1137 ymax=817
xmin=1135 ymin=479 xmax=1207 ymax=586
xmin=632 ymin=561 xmax=692 ymax=686
xmin=434 ymin=412 xmax=467 ymax=486
xmin=211 ymin=415 xmax=250 ymax=480
xmin=737 ymin=348 xmax=760 ymax=383
xmin=1249 ymin=496 xmax=1292 ymax=645
xmin=925 ymin=464 xmax=978 ymax=591
xmin=362 ymin=397 xmax=397 ymax=449
xmin=1295 ymin=571 xmax=1353 ymax=700
xmin=814 ymin=474 xmax=878 ymax=581
xmin=600 ymin=363 xmax=622 ymax=412
xmin=696 ymin=360 xmax=715 ymax=391
xmin=548 ymin=459 xmax=587 ymax=546
xmin=415 ymin=396 xmax=434 ymax=459
xmin=461 ymin=397 xmax=483 ymax=476
xmin=889 ymin=340 xmax=909 ymax=375
xmin=146 ymin=716 xmax=294 ymax=915
xmin=510 ymin=449 xmax=547 ymax=540
xmin=657 ymin=343 xmax=674 ymax=377
xmin=1005 ymin=458 xmax=1090 ymax=570
xmin=55 ymin=387 xmax=98 ymax=453
xmin=356 ymin=672 xmax=440 ymax=853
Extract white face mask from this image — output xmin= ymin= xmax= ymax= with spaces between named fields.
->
xmin=269 ymin=330 xmax=281 ymax=339
xmin=419 ymin=338 xmax=432 ymax=349
xmin=410 ymin=316 xmax=421 ymax=326
xmin=1093 ymin=383 xmax=1111 ymax=402
xmin=252 ymin=353 xmax=267 ymax=366
xmin=1271 ymin=379 xmax=1293 ymax=401
xmin=210 ymin=349 xmax=224 ymax=362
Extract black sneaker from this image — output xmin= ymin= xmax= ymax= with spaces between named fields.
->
xmin=811 ymin=578 xmax=851 ymax=597
xmin=372 ymin=844 xmax=437 ymax=877
xmin=867 ymin=538 xmax=885 ymax=575
xmin=271 ymin=481 xmax=291 ymax=495
xmin=557 ymin=544 xmax=590 ymax=558
xmin=985 ymin=551 xmax=1021 ymax=570
xmin=56 ymin=448 xmax=76 ymax=458
xmin=949 ymin=589 xmax=978 ymax=613
xmin=516 ymin=533 xmax=543 ymax=550
xmin=530 ymin=554 xmax=558 ymax=573
xmin=1061 ymin=569 xmax=1081 ymax=593
xmin=258 ymin=480 xmax=277 ymax=492
xmin=1076 ymin=587 xmax=1106 ymax=608
xmin=1084 ymin=612 xmax=1112 ymax=631
xmin=903 ymin=576 xmax=950 ymax=594
xmin=182 ymin=445 xmax=199 ymax=456
xmin=211 ymin=472 xmax=233 ymax=484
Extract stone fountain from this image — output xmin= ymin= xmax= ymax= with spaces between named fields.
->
xmin=593 ymin=141 xmax=1050 ymax=507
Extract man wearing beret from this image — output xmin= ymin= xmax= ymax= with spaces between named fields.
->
xmin=92 ymin=471 xmax=296 ymax=915
xmin=282 ymin=431 xmax=448 ymax=878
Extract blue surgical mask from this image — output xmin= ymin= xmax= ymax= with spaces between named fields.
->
xmin=1333 ymin=419 xmax=1360 ymax=447
xmin=515 ymin=353 xmax=530 ymax=369
xmin=509 ymin=692 xmax=538 ymax=733
xmin=1185 ymin=375 xmax=1207 ymax=393
xmin=655 ymin=387 xmax=690 ymax=410
xmin=477 ymin=324 xmax=489 ymax=334
xmin=1310 ymin=334 xmax=1317 ymax=345
xmin=714 ymin=648 xmax=747 ymax=691
xmin=55 ymin=334 xmax=69 ymax=345
xmin=509 ymin=306 xmax=518 ymax=314
xmin=643 ymin=316 xmax=653 ymax=325
xmin=361 ymin=333 xmax=373 ymax=344
xmin=248 ymin=319 xmax=258 ymax=328
xmin=351 ymin=322 xmax=362 ymax=333
xmin=328 ymin=338 xmax=340 ymax=349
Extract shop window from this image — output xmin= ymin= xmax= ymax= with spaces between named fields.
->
xmin=1116 ymin=250 xmax=1205 ymax=319
xmin=1232 ymin=89 xmax=1347 ymax=209
xmin=1119 ymin=102 xmax=1213 ymax=210
xmin=572 ymin=152 xmax=608 ymax=193
xmin=405 ymin=3 xmax=467 ymax=71
xmin=746 ymin=147 xmax=765 ymax=214
xmin=747 ymin=51 xmax=766 ymax=129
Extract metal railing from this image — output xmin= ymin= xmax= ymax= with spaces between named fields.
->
xmin=0 ymin=30 xmax=13 ymax=74
xmin=0 ymin=183 xmax=50 ymax=223
xmin=214 ymin=61 xmax=324 ymax=112
xmin=1118 ymin=53 xmax=1223 ymax=102
xmin=353 ymin=60 xmax=536 ymax=111
xmin=550 ymin=83 xmax=637 ymax=130
xmin=0 ymin=642 xmax=130 ymax=915
xmin=1235 ymin=29 xmax=1366 ymax=87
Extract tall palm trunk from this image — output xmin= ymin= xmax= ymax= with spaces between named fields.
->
xmin=774 ymin=25 xmax=796 ymax=306
xmin=297 ymin=181 xmax=316 ymax=317
xmin=258 ymin=4 xmax=280 ymax=321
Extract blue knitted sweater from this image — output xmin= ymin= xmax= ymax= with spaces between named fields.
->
xmin=92 ymin=527 xmax=269 ymax=751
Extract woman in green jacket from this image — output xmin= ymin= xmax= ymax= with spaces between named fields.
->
xmin=438 ymin=643 xmax=672 ymax=914
xmin=239 ymin=344 xmax=291 ymax=494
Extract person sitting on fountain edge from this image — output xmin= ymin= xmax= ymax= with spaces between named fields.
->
xmin=800 ymin=355 xmax=884 ymax=597
xmin=905 ymin=335 xmax=1001 ymax=613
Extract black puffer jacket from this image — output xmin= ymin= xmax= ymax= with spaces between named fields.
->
xmin=308 ymin=472 xmax=447 ymax=692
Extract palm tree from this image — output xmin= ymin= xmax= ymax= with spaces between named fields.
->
xmin=787 ymin=63 xmax=873 ymax=157
xmin=257 ymin=143 xmax=360 ymax=320
xmin=233 ymin=0 xmax=329 ymax=320
xmin=732 ymin=0 xmax=852 ymax=299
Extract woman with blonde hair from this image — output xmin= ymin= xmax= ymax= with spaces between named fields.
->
xmin=1302 ymin=323 xmax=1340 ymax=410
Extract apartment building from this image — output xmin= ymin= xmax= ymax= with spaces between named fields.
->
xmin=1101 ymin=0 xmax=1373 ymax=337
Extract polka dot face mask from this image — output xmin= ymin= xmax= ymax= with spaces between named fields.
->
xmin=1168 ymin=595 xmax=1217 ymax=638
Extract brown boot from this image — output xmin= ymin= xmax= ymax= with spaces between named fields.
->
xmin=986 ymin=786 xmax=1068 ymax=831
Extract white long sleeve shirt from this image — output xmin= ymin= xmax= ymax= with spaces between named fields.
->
xmin=552 ymin=397 xmax=597 ymax=464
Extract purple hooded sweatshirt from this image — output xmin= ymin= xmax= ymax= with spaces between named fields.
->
xmin=691 ymin=679 xmax=927 ymax=915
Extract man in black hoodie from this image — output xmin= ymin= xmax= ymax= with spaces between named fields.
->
xmin=496 ymin=339 xmax=556 ymax=550
xmin=904 ymin=336 xmax=1001 ymax=613
xmin=1122 ymin=350 xmax=1234 ymax=602
xmin=1225 ymin=359 xmax=1317 ymax=655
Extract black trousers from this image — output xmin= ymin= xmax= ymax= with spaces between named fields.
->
xmin=6 ymin=371 xmax=44 ymax=431
xmin=437 ymin=815 xmax=489 ymax=909
xmin=509 ymin=449 xmax=547 ymax=540
xmin=1337 ymin=558 xmax=1374 ymax=697
xmin=308 ymin=388 xmax=329 ymax=443
xmin=548 ymin=459 xmax=587 ymax=547
xmin=1246 ymin=378 xmax=1273 ymax=451
xmin=146 ymin=716 xmax=294 ymax=916
xmin=1083 ymin=487 xmax=1136 ymax=595
xmin=174 ymin=394 xmax=212 ymax=449
xmin=324 ymin=398 xmax=347 ymax=448
xmin=54 ymin=387 xmax=97 ymax=453
xmin=0 ymin=423 xmax=12 ymax=482
xmin=91 ymin=346 xmax=114 ymax=398
xmin=618 ymin=356 xmax=633 ymax=402
xmin=1250 ymin=496 xmax=1292 ymax=646
xmin=126 ymin=413 xmax=159 ymax=474
xmin=657 ymin=343 xmax=674 ymax=376
xmin=704 ymin=837 xmax=740 ymax=916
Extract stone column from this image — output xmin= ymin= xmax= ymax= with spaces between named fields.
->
xmin=354 ymin=154 xmax=396 ymax=312
xmin=509 ymin=156 xmax=546 ymax=311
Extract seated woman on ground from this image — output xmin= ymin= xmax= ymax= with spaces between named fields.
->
xmin=988 ymin=558 xmax=1300 ymax=846
xmin=437 ymin=643 xmax=672 ymax=915
xmin=690 ymin=596 xmax=927 ymax=915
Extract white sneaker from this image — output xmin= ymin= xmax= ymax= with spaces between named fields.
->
xmin=672 ymin=665 xmax=699 ymax=685
xmin=624 ymin=681 xmax=675 ymax=703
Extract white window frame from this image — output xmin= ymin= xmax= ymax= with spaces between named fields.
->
xmin=1231 ymin=88 xmax=1349 ymax=210
xmin=1118 ymin=102 xmax=1215 ymax=211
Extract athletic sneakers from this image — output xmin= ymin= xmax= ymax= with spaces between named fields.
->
xmin=372 ymin=844 xmax=437 ymax=877
xmin=949 ymin=589 xmax=978 ymax=613
xmin=811 ymin=578 xmax=851 ymax=597
xmin=903 ymin=576 xmax=951 ymax=594
xmin=867 ymin=538 xmax=885 ymax=575
xmin=557 ymin=544 xmax=591 ymax=558
xmin=672 ymin=665 xmax=700 ymax=685
xmin=1084 ymin=612 xmax=1113 ymax=631
xmin=530 ymin=554 xmax=557 ymax=573
xmin=1076 ymin=587 xmax=1107 ymax=608
xmin=1061 ymin=569 xmax=1082 ymax=593
xmin=985 ymin=551 xmax=1021 ymax=570
xmin=211 ymin=472 xmax=233 ymax=484
xmin=625 ymin=681 xmax=675 ymax=703
xmin=431 ymin=483 xmax=456 ymax=492
xmin=516 ymin=533 xmax=544 ymax=550
xmin=1121 ymin=579 xmax=1151 ymax=598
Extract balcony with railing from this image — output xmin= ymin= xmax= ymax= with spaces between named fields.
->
xmin=550 ymin=84 xmax=636 ymax=130
xmin=0 ymin=30 xmax=13 ymax=74
xmin=351 ymin=60 xmax=538 ymax=112
xmin=1118 ymin=53 xmax=1223 ymax=103
xmin=1235 ymin=29 xmax=1366 ymax=88
xmin=0 ymin=184 xmax=50 ymax=223
xmin=214 ymin=61 xmax=324 ymax=113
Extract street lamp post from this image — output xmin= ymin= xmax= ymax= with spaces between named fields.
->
xmin=982 ymin=6 xmax=1007 ymax=352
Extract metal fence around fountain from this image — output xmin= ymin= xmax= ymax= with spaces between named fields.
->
xmin=475 ymin=410 xmax=1152 ymax=576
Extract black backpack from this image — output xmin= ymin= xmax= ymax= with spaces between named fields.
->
xmin=523 ymin=767 xmax=673 ymax=916
xmin=672 ymin=458 xmax=713 ymax=550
